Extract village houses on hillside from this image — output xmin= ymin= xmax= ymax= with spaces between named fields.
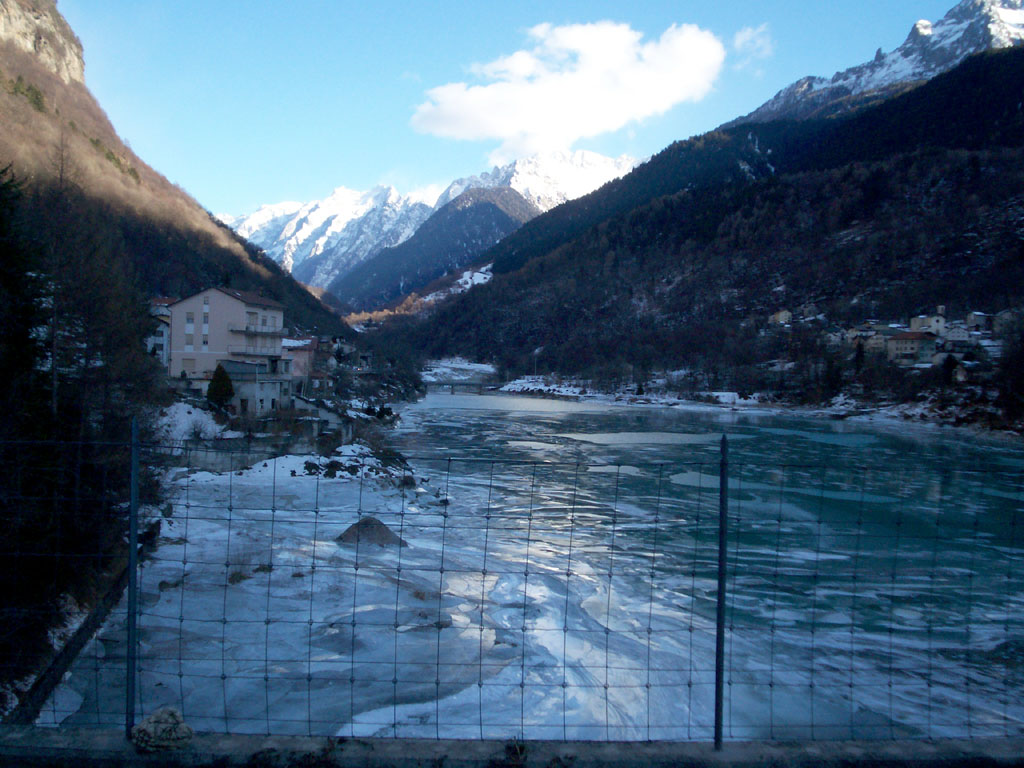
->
xmin=869 ymin=306 xmax=1016 ymax=367
xmin=771 ymin=302 xmax=1018 ymax=375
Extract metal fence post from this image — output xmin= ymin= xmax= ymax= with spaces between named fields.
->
xmin=714 ymin=434 xmax=728 ymax=750
xmin=126 ymin=416 xmax=139 ymax=740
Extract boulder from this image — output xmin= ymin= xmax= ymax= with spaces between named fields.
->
xmin=336 ymin=516 xmax=407 ymax=547
xmin=130 ymin=707 xmax=193 ymax=752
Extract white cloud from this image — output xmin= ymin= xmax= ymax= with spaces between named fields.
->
xmin=412 ymin=21 xmax=726 ymax=164
xmin=733 ymin=24 xmax=773 ymax=70
xmin=407 ymin=183 xmax=444 ymax=207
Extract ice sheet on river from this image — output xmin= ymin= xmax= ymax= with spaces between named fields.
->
xmin=38 ymin=411 xmax=1024 ymax=741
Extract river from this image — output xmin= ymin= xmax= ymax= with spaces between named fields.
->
xmin=40 ymin=392 xmax=1024 ymax=741
xmin=381 ymin=392 xmax=1024 ymax=741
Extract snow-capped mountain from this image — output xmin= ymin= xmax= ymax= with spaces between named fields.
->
xmin=218 ymin=200 xmax=305 ymax=260
xmin=225 ymin=150 xmax=636 ymax=292
xmin=434 ymin=150 xmax=637 ymax=213
xmin=730 ymin=0 xmax=1024 ymax=125
xmin=222 ymin=186 xmax=432 ymax=289
xmin=329 ymin=186 xmax=540 ymax=311
xmin=290 ymin=188 xmax=432 ymax=288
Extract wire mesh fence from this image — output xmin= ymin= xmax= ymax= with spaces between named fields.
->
xmin=5 ymin=434 xmax=1023 ymax=744
xmin=0 ymin=435 xmax=137 ymax=726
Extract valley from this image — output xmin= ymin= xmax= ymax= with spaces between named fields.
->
xmin=2 ymin=0 xmax=1024 ymax=756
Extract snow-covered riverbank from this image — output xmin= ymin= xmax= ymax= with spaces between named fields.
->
xmin=496 ymin=375 xmax=1023 ymax=438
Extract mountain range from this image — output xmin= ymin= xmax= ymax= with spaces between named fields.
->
xmin=369 ymin=0 xmax=1024 ymax=384
xmin=475 ymin=0 xmax=1024 ymax=281
xmin=229 ymin=0 xmax=1024 ymax=316
xmin=329 ymin=186 xmax=539 ymax=311
xmin=5 ymin=0 xmax=1023 ymax=354
xmin=224 ymin=150 xmax=636 ymax=305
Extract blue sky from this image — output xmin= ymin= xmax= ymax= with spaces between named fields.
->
xmin=58 ymin=1 xmax=956 ymax=216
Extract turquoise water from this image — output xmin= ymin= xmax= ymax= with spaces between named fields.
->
xmin=386 ymin=393 xmax=1024 ymax=740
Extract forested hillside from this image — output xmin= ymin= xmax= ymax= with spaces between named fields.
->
xmin=389 ymin=48 xmax=1024 ymax=386
xmin=0 ymin=0 xmax=343 ymax=334
xmin=482 ymin=48 xmax=1024 ymax=279
xmin=0 ymin=166 xmax=165 ymax=706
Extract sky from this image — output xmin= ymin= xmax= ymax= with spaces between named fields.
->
xmin=57 ymin=1 xmax=958 ymax=217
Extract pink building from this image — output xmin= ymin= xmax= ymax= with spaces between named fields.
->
xmin=168 ymin=288 xmax=292 ymax=414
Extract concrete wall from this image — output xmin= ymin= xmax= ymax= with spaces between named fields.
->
xmin=2 ymin=729 xmax=1023 ymax=767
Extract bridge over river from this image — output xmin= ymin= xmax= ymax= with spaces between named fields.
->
xmin=426 ymin=380 xmax=497 ymax=394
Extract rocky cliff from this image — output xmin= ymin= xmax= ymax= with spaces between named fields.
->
xmin=0 ymin=0 xmax=83 ymax=85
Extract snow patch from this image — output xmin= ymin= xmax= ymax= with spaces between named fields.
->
xmin=421 ymin=264 xmax=492 ymax=305
xmin=421 ymin=358 xmax=497 ymax=383
xmin=153 ymin=403 xmax=242 ymax=443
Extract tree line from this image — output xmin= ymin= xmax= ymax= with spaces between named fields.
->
xmin=0 ymin=166 xmax=165 ymax=706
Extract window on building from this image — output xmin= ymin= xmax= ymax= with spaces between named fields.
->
xmin=202 ymin=335 xmax=209 ymax=347
xmin=203 ymin=296 xmax=209 ymax=306
xmin=202 ymin=313 xmax=209 ymax=327
xmin=185 ymin=334 xmax=193 ymax=347
xmin=246 ymin=312 xmax=257 ymax=328
xmin=183 ymin=358 xmax=196 ymax=372
xmin=261 ymin=316 xmax=267 ymax=327
xmin=186 ymin=312 xmax=194 ymax=323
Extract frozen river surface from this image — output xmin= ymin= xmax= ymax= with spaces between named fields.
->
xmin=43 ymin=394 xmax=1024 ymax=741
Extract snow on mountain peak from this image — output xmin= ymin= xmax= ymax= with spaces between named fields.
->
xmin=507 ymin=150 xmax=637 ymax=210
xmin=434 ymin=150 xmax=637 ymax=213
xmin=226 ymin=183 xmax=429 ymax=280
xmin=226 ymin=149 xmax=636 ymax=291
xmin=732 ymin=0 xmax=1024 ymax=125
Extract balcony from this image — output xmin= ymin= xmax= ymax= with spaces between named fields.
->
xmin=228 ymin=324 xmax=286 ymax=336
xmin=227 ymin=345 xmax=281 ymax=357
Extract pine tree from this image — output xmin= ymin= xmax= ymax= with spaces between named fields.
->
xmin=207 ymin=363 xmax=234 ymax=409
xmin=0 ymin=166 xmax=42 ymax=439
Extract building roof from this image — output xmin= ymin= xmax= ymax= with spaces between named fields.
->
xmin=891 ymin=331 xmax=937 ymax=341
xmin=169 ymin=287 xmax=285 ymax=311
xmin=216 ymin=287 xmax=285 ymax=310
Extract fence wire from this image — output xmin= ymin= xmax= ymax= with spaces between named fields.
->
xmin=4 ymin=438 xmax=1022 ymax=743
